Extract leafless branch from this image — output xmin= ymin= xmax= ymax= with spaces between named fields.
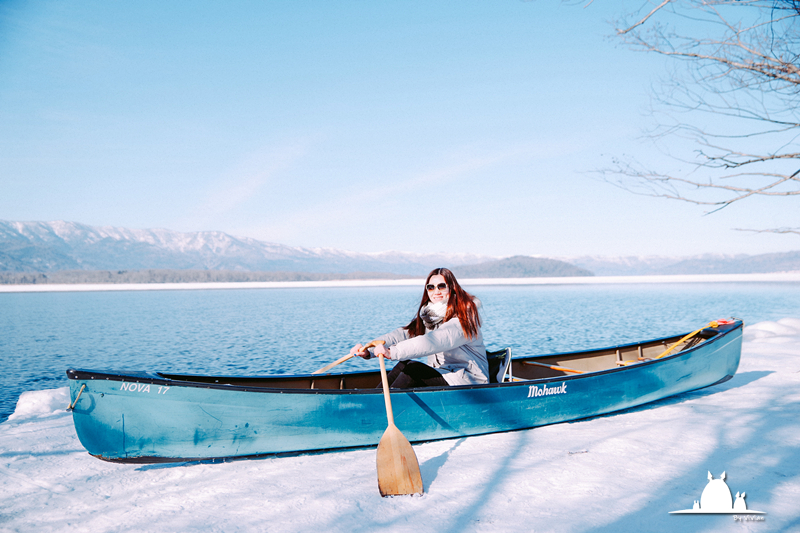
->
xmin=735 ymin=227 xmax=800 ymax=235
xmin=618 ymin=0 xmax=673 ymax=35
xmin=602 ymin=0 xmax=800 ymax=235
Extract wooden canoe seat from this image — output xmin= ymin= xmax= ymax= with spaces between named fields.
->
xmin=487 ymin=348 xmax=512 ymax=383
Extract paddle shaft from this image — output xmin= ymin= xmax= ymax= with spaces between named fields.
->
xmin=378 ymin=353 xmax=394 ymax=426
xmin=655 ymin=321 xmax=718 ymax=359
xmin=312 ymin=340 xmax=386 ymax=375
xmin=522 ymin=360 xmax=584 ymax=374
xmin=312 ymin=353 xmax=355 ymax=375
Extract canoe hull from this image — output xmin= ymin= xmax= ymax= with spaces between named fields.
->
xmin=68 ymin=323 xmax=742 ymax=462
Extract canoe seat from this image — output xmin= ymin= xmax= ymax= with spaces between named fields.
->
xmin=487 ymin=348 xmax=512 ymax=383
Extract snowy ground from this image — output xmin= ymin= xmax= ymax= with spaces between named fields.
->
xmin=1 ymin=320 xmax=798 ymax=533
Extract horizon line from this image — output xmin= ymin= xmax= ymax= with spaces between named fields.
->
xmin=2 ymin=272 xmax=800 ymax=294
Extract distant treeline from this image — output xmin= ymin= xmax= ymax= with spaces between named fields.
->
xmin=453 ymin=256 xmax=593 ymax=278
xmin=0 ymin=257 xmax=596 ymax=285
xmin=0 ymin=269 xmax=416 ymax=285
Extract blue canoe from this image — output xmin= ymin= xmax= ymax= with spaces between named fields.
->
xmin=66 ymin=320 xmax=742 ymax=463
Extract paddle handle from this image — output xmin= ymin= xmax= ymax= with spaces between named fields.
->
xmin=378 ymin=353 xmax=395 ymax=426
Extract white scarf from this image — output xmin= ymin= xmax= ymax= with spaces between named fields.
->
xmin=420 ymin=300 xmax=448 ymax=330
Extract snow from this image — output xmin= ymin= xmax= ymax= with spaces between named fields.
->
xmin=5 ymin=389 xmax=70 ymax=423
xmin=2 ymin=272 xmax=800 ymax=293
xmin=1 ymin=321 xmax=799 ymax=532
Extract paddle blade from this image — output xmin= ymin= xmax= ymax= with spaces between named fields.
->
xmin=376 ymin=424 xmax=423 ymax=497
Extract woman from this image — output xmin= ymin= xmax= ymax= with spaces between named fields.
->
xmin=350 ymin=268 xmax=489 ymax=388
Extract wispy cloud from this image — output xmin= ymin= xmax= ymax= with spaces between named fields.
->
xmin=249 ymin=140 xmax=566 ymax=246
xmin=178 ymin=140 xmax=308 ymax=230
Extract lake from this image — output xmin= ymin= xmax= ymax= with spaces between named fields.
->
xmin=2 ymin=281 xmax=799 ymax=422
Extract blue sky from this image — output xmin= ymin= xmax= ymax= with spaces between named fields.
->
xmin=1 ymin=1 xmax=797 ymax=258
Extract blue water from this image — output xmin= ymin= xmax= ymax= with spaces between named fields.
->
xmin=2 ymin=282 xmax=800 ymax=422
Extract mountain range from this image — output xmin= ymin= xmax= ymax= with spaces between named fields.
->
xmin=0 ymin=220 xmax=492 ymax=276
xmin=1 ymin=220 xmax=799 ymax=279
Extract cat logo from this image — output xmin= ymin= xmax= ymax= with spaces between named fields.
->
xmin=670 ymin=471 xmax=765 ymax=518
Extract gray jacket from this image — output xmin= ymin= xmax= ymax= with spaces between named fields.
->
xmin=372 ymin=318 xmax=489 ymax=386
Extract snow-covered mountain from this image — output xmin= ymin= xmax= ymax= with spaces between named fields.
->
xmin=2 ymin=220 xmax=798 ymax=276
xmin=0 ymin=220 xmax=495 ymax=275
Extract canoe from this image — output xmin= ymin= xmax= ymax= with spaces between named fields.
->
xmin=66 ymin=319 xmax=742 ymax=463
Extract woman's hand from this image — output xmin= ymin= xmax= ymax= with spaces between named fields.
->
xmin=372 ymin=343 xmax=389 ymax=359
xmin=350 ymin=343 xmax=371 ymax=359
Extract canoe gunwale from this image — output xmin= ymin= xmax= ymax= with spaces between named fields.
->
xmin=66 ymin=322 xmax=742 ymax=395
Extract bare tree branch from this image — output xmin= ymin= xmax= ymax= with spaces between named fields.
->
xmin=618 ymin=0 xmax=673 ymax=35
xmin=604 ymin=0 xmax=800 ymax=235
xmin=735 ymin=227 xmax=800 ymax=235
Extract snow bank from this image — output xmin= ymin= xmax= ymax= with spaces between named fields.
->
xmin=743 ymin=317 xmax=800 ymax=342
xmin=6 ymin=388 xmax=70 ymax=422
xmin=1 ymin=321 xmax=799 ymax=532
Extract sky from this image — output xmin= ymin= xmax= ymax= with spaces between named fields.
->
xmin=1 ymin=0 xmax=798 ymax=258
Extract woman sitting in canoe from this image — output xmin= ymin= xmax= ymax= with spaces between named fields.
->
xmin=350 ymin=267 xmax=489 ymax=388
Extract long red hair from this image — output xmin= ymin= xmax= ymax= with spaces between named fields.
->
xmin=405 ymin=268 xmax=481 ymax=339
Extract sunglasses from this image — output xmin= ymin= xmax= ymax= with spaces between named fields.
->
xmin=426 ymin=283 xmax=448 ymax=291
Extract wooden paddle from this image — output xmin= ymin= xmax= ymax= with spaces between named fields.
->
xmin=522 ymin=360 xmax=584 ymax=374
xmin=312 ymin=340 xmax=384 ymax=375
xmin=376 ymin=352 xmax=424 ymax=496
